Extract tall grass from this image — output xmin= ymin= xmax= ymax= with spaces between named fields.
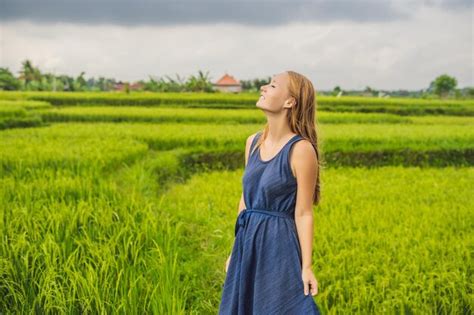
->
xmin=0 ymin=140 xmax=190 ymax=313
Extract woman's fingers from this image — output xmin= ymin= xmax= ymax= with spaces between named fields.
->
xmin=305 ymin=278 xmax=318 ymax=296
xmin=310 ymin=279 xmax=318 ymax=296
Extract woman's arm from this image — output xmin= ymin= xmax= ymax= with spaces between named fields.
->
xmin=291 ymin=139 xmax=319 ymax=295
xmin=291 ymin=140 xmax=319 ymax=270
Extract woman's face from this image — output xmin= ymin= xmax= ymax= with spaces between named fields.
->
xmin=256 ymin=72 xmax=294 ymax=112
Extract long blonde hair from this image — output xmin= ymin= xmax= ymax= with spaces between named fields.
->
xmin=254 ymin=70 xmax=324 ymax=206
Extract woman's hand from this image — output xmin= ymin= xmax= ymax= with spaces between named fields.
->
xmin=302 ymin=267 xmax=318 ymax=296
xmin=225 ymin=255 xmax=232 ymax=273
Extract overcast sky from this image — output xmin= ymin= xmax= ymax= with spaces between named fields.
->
xmin=0 ymin=0 xmax=472 ymax=90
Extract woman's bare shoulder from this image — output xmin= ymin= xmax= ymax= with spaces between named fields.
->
xmin=246 ymin=131 xmax=259 ymax=145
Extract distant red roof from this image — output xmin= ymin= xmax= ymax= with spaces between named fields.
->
xmin=215 ymin=73 xmax=240 ymax=86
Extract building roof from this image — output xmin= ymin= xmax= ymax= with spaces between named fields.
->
xmin=215 ymin=73 xmax=240 ymax=86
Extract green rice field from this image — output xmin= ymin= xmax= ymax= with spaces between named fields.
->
xmin=0 ymin=92 xmax=472 ymax=314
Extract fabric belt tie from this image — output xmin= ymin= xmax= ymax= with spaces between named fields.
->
xmin=234 ymin=208 xmax=294 ymax=236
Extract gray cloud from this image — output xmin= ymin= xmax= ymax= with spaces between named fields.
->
xmin=0 ymin=0 xmax=418 ymax=26
xmin=1 ymin=1 xmax=471 ymax=89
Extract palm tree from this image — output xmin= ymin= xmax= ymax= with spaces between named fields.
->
xmin=187 ymin=70 xmax=213 ymax=92
xmin=74 ymin=71 xmax=87 ymax=91
xmin=18 ymin=59 xmax=38 ymax=89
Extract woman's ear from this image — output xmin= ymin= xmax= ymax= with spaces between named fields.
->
xmin=287 ymin=97 xmax=296 ymax=108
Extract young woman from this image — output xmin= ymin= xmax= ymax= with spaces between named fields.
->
xmin=218 ymin=71 xmax=323 ymax=314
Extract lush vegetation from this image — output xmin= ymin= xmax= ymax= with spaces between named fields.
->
xmin=2 ymin=59 xmax=473 ymax=98
xmin=0 ymin=91 xmax=472 ymax=314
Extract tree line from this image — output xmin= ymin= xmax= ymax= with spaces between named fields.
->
xmin=0 ymin=59 xmax=472 ymax=99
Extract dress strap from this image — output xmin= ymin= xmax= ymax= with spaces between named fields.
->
xmin=284 ymin=134 xmax=305 ymax=158
xmin=249 ymin=131 xmax=262 ymax=157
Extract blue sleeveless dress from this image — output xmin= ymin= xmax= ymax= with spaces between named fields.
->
xmin=218 ymin=131 xmax=321 ymax=315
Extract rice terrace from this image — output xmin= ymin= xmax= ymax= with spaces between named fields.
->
xmin=0 ymin=88 xmax=472 ymax=314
